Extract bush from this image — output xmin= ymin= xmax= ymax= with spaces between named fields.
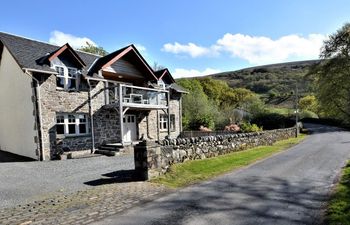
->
xmin=300 ymin=117 xmax=350 ymax=129
xmin=251 ymin=113 xmax=295 ymax=130
xmin=240 ymin=122 xmax=263 ymax=132
xmin=299 ymin=110 xmax=318 ymax=119
xmin=185 ymin=114 xmax=216 ymax=130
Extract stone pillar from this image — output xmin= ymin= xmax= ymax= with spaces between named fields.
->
xmin=134 ymin=140 xmax=162 ymax=180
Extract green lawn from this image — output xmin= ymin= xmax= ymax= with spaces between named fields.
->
xmin=268 ymin=107 xmax=294 ymax=116
xmin=152 ymin=134 xmax=306 ymax=188
xmin=326 ymin=161 xmax=350 ymax=225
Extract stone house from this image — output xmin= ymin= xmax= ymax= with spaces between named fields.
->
xmin=0 ymin=32 xmax=186 ymax=160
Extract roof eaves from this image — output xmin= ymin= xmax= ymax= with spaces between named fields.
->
xmin=48 ymin=43 xmax=86 ymax=67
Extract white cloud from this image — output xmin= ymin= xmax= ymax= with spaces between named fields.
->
xmin=163 ymin=33 xmax=326 ymax=65
xmin=49 ymin=30 xmax=96 ymax=49
xmin=134 ymin=43 xmax=146 ymax=52
xmin=216 ymin=33 xmax=326 ymax=64
xmin=173 ymin=68 xmax=221 ymax=79
xmin=162 ymin=42 xmax=217 ymax=58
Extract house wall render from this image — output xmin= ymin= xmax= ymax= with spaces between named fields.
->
xmin=0 ymin=47 xmax=38 ymax=159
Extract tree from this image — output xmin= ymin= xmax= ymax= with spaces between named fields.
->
xmin=176 ymin=77 xmax=265 ymax=130
xmin=310 ymin=23 xmax=350 ymax=122
xmin=177 ymin=79 xmax=219 ymax=130
xmin=299 ymin=95 xmax=319 ymax=114
xmin=152 ymin=62 xmax=165 ymax=71
xmin=78 ymin=42 xmax=108 ymax=56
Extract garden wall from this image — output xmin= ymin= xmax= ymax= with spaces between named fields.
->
xmin=134 ymin=127 xmax=297 ymax=179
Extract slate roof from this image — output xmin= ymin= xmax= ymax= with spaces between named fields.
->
xmin=169 ymin=83 xmax=188 ymax=93
xmin=87 ymin=45 xmax=129 ymax=75
xmin=0 ymin=32 xmax=100 ymax=73
xmin=0 ymin=32 xmax=186 ymax=92
xmin=154 ymin=68 xmax=176 ymax=84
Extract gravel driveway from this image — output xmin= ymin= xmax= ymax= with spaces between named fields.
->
xmin=0 ymin=154 xmax=134 ymax=209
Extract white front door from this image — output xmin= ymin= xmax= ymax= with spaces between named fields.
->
xmin=123 ymin=114 xmax=137 ymax=143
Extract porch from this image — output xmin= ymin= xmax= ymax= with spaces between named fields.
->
xmin=93 ymin=83 xmax=171 ymax=155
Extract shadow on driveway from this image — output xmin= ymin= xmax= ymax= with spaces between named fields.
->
xmin=0 ymin=150 xmax=34 ymax=163
xmin=84 ymin=169 xmax=144 ymax=186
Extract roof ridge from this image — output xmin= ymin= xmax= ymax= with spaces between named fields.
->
xmin=75 ymin=49 xmax=102 ymax=57
xmin=0 ymin=31 xmax=102 ymax=58
xmin=0 ymin=31 xmax=60 ymax=48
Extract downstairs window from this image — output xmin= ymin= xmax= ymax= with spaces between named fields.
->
xmin=56 ymin=113 xmax=89 ymax=136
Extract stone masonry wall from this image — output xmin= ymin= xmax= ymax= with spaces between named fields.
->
xmin=135 ymin=127 xmax=296 ymax=179
xmin=40 ymin=75 xmax=119 ymax=159
xmin=138 ymin=99 xmax=181 ymax=142
xmin=159 ymin=99 xmax=181 ymax=140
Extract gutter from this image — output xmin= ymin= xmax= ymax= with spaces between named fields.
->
xmin=24 ymin=69 xmax=45 ymax=161
xmin=23 ymin=67 xmax=58 ymax=75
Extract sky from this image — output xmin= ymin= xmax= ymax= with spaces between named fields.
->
xmin=1 ymin=0 xmax=350 ymax=78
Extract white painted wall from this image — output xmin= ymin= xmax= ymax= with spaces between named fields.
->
xmin=0 ymin=46 xmax=38 ymax=159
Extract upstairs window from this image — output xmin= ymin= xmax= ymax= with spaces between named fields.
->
xmin=55 ymin=66 xmax=79 ymax=90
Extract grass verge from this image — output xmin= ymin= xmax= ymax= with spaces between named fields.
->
xmin=326 ymin=161 xmax=350 ymax=224
xmin=152 ymin=134 xmax=306 ymax=188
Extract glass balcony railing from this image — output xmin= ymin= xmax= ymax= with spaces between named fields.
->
xmin=121 ymin=84 xmax=168 ymax=107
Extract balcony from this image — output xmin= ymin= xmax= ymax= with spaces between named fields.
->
xmin=121 ymin=84 xmax=168 ymax=109
xmin=104 ymin=83 xmax=168 ymax=110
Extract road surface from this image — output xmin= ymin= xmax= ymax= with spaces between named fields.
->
xmin=92 ymin=124 xmax=350 ymax=225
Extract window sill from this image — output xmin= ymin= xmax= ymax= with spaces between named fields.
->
xmin=56 ymin=134 xmax=91 ymax=139
xmin=160 ymin=130 xmax=176 ymax=133
xmin=56 ymin=88 xmax=81 ymax=93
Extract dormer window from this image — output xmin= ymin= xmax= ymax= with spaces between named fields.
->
xmin=157 ymin=79 xmax=166 ymax=89
xmin=55 ymin=66 xmax=79 ymax=90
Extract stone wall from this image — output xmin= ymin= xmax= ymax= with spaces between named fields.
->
xmin=138 ymin=99 xmax=181 ymax=142
xmin=39 ymin=72 xmax=182 ymax=160
xmin=93 ymin=108 xmax=121 ymax=146
xmin=134 ymin=127 xmax=297 ymax=179
xmin=39 ymin=75 xmax=119 ymax=159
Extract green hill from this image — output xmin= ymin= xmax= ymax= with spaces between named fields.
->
xmin=207 ymin=60 xmax=320 ymax=107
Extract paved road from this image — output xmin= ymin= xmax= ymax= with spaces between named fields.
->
xmin=93 ymin=124 xmax=350 ymax=225
xmin=0 ymin=154 xmax=134 ymax=209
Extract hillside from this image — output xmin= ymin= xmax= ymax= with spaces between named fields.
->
xmin=206 ymin=60 xmax=320 ymax=106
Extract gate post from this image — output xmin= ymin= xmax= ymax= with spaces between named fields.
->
xmin=134 ymin=141 xmax=162 ymax=180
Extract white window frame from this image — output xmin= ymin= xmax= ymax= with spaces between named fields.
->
xmin=170 ymin=114 xmax=176 ymax=132
xmin=54 ymin=65 xmax=79 ymax=91
xmin=159 ymin=114 xmax=168 ymax=131
xmin=159 ymin=114 xmax=176 ymax=132
xmin=56 ymin=113 xmax=90 ymax=136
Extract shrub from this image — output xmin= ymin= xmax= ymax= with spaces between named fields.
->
xmin=299 ymin=110 xmax=318 ymax=119
xmin=251 ymin=113 xmax=295 ymax=130
xmin=240 ymin=122 xmax=263 ymax=132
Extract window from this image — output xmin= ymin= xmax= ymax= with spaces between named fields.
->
xmin=170 ymin=114 xmax=176 ymax=131
xmin=79 ymin=115 xmax=88 ymax=134
xmin=55 ymin=66 xmax=79 ymax=90
xmin=56 ymin=66 xmax=65 ymax=89
xmin=159 ymin=114 xmax=167 ymax=131
xmin=159 ymin=114 xmax=176 ymax=132
xmin=56 ymin=115 xmax=65 ymax=134
xmin=56 ymin=113 xmax=89 ymax=136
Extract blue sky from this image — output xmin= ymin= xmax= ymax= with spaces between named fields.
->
xmin=1 ymin=0 xmax=349 ymax=78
